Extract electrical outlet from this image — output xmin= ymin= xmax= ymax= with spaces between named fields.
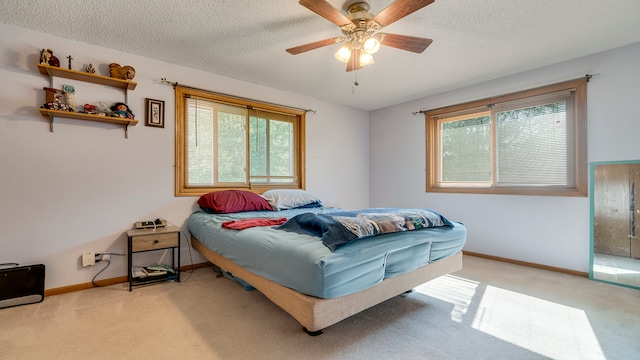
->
xmin=82 ymin=252 xmax=95 ymax=267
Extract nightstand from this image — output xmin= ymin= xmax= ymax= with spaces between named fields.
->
xmin=126 ymin=226 xmax=181 ymax=291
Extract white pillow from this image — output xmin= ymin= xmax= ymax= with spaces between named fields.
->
xmin=261 ymin=189 xmax=321 ymax=211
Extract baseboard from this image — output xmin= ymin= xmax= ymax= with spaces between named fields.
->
xmin=463 ymin=251 xmax=589 ymax=278
xmin=44 ymin=262 xmax=213 ymax=297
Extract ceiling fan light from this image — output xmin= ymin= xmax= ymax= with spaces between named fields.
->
xmin=362 ymin=37 xmax=381 ymax=54
xmin=359 ymin=53 xmax=374 ymax=67
xmin=335 ymin=45 xmax=352 ymax=63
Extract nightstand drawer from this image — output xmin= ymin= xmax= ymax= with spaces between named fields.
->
xmin=131 ymin=232 xmax=179 ymax=252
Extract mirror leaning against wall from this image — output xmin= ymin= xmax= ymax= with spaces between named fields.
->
xmin=590 ymin=160 xmax=640 ymax=289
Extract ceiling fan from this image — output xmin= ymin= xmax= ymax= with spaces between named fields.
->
xmin=286 ymin=0 xmax=435 ymax=72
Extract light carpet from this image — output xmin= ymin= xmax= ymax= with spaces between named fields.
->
xmin=1 ymin=255 xmax=638 ymax=360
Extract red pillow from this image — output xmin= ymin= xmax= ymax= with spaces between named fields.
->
xmin=197 ymin=190 xmax=272 ymax=213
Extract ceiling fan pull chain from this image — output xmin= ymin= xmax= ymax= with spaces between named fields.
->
xmin=353 ymin=71 xmax=359 ymax=94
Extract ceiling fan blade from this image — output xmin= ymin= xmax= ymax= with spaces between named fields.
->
xmin=299 ymin=0 xmax=352 ymax=27
xmin=380 ymin=33 xmax=433 ymax=53
xmin=286 ymin=37 xmax=343 ymax=55
xmin=346 ymin=48 xmax=364 ymax=72
xmin=373 ymin=0 xmax=435 ymax=27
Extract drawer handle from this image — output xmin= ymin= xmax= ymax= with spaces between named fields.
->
xmin=153 ymin=240 xmax=159 ymax=244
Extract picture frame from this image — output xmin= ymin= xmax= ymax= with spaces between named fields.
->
xmin=145 ymin=98 xmax=164 ymax=128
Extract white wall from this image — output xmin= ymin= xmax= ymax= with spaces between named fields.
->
xmin=370 ymin=42 xmax=640 ymax=273
xmin=4 ymin=21 xmax=636 ymax=290
xmin=0 ymin=23 xmax=370 ymax=290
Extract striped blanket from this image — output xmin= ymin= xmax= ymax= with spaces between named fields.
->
xmin=277 ymin=208 xmax=453 ymax=251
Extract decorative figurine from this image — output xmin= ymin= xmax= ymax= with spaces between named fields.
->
xmin=108 ymin=63 xmax=136 ymax=80
xmin=86 ymin=64 xmax=96 ymax=74
xmin=46 ymin=49 xmax=60 ymax=67
xmin=125 ymin=66 xmax=136 ymax=80
xmin=39 ymin=49 xmax=49 ymax=64
xmin=66 ymin=55 xmax=73 ymax=70
xmin=110 ymin=102 xmax=134 ymax=119
xmin=39 ymin=49 xmax=60 ymax=66
xmin=62 ymin=84 xmax=77 ymax=112
xmin=83 ymin=104 xmax=97 ymax=114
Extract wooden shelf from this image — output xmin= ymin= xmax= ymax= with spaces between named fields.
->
xmin=37 ymin=64 xmax=137 ymax=90
xmin=39 ymin=108 xmax=138 ymax=138
xmin=39 ymin=108 xmax=137 ymax=125
xmin=37 ymin=62 xmax=138 ymax=138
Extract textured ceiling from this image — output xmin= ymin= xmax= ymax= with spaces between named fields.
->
xmin=2 ymin=0 xmax=640 ymax=111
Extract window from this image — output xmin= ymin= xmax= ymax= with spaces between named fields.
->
xmin=425 ymin=78 xmax=587 ymax=196
xmin=175 ymin=86 xmax=306 ymax=196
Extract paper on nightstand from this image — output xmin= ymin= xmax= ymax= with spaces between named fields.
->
xmin=131 ymin=267 xmax=146 ymax=278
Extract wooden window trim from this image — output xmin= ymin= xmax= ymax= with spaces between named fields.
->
xmin=425 ymin=78 xmax=587 ymax=197
xmin=175 ymin=86 xmax=306 ymax=196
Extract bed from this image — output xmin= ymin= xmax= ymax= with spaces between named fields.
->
xmin=187 ymin=189 xmax=466 ymax=334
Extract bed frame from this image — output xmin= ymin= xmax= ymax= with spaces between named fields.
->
xmin=191 ymin=235 xmax=463 ymax=335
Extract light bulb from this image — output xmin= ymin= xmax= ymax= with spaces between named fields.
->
xmin=362 ymin=37 xmax=381 ymax=54
xmin=334 ymin=45 xmax=351 ymax=63
xmin=359 ymin=53 xmax=374 ymax=66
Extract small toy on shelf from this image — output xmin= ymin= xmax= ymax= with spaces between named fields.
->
xmin=86 ymin=63 xmax=96 ymax=74
xmin=43 ymin=102 xmax=71 ymax=111
xmin=41 ymin=88 xmax=70 ymax=112
xmin=108 ymin=63 xmax=135 ymax=80
xmin=110 ymin=102 xmax=134 ymax=119
xmin=83 ymin=104 xmax=97 ymax=114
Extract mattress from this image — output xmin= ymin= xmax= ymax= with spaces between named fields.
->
xmin=187 ymin=208 xmax=466 ymax=298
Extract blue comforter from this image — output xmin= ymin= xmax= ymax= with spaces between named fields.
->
xmin=277 ymin=208 xmax=453 ymax=251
